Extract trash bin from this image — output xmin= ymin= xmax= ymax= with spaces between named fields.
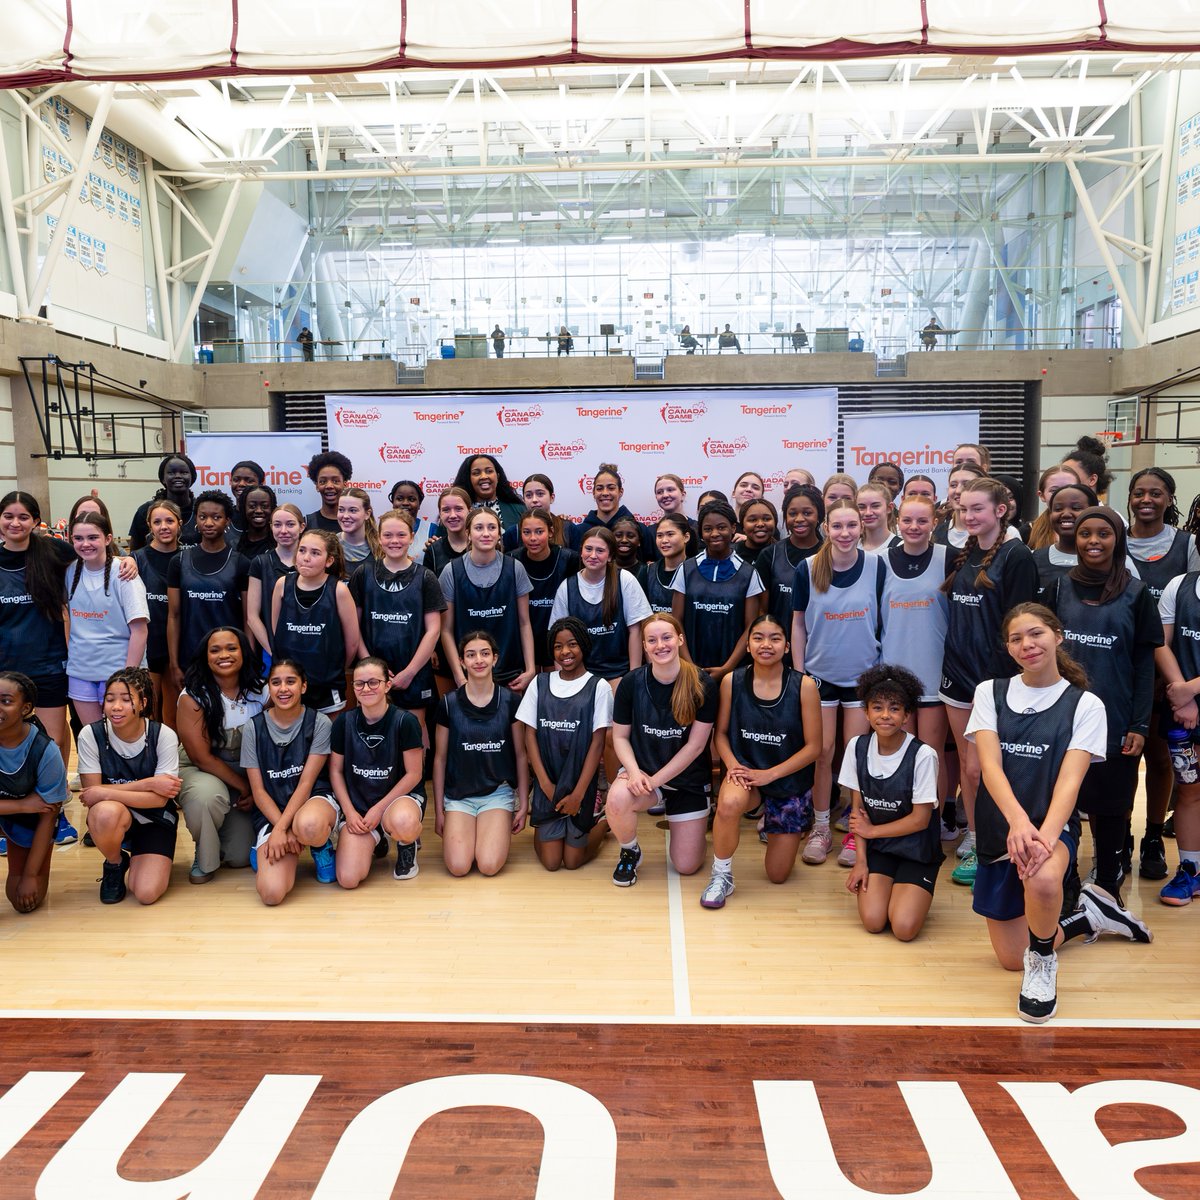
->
xmin=440 ymin=344 xmax=456 ymax=359
xmin=848 ymin=336 xmax=864 ymax=353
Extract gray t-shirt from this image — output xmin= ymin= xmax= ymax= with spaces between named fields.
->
xmin=77 ymin=719 xmax=180 ymax=777
xmin=439 ymin=554 xmax=532 ymax=605
xmin=65 ymin=567 xmax=150 ymax=680
xmin=240 ymin=710 xmax=332 ymax=769
xmin=1128 ymin=527 xmax=1200 ymax=572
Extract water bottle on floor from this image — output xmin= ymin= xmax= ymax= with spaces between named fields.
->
xmin=1166 ymin=725 xmax=1199 ymax=785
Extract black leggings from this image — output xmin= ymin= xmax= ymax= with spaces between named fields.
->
xmin=1090 ymin=812 xmax=1131 ymax=895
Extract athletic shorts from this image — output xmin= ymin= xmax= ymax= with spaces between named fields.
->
xmin=534 ymin=815 xmax=590 ymax=848
xmin=302 ymin=681 xmax=345 ymax=715
xmin=68 ymin=677 xmax=109 ymax=706
xmin=864 ymin=843 xmax=941 ymax=894
xmin=1076 ymin=753 xmax=1139 ymax=818
xmin=253 ymin=794 xmax=339 ymax=848
xmin=389 ymin=672 xmax=435 ymax=711
xmin=27 ymin=671 xmax=69 ymax=709
xmin=938 ymin=675 xmax=975 ymax=707
xmin=971 ymin=829 xmax=1078 ymax=922
xmin=616 ymin=770 xmax=710 ymax=822
xmin=147 ymin=654 xmax=170 ymax=676
xmin=813 ymin=679 xmax=862 ymax=709
xmin=444 ymin=784 xmax=515 ymax=817
xmin=763 ymin=790 xmax=814 ymax=836
xmin=343 ymin=792 xmax=426 ymax=844
xmin=123 ymin=809 xmax=179 ymax=859
xmin=0 ymin=814 xmax=42 ymax=850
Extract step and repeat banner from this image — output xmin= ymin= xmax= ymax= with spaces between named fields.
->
xmin=841 ymin=409 xmax=981 ymax=495
xmin=185 ymin=432 xmax=324 ymax=511
xmin=324 ymin=389 xmax=840 ymax=524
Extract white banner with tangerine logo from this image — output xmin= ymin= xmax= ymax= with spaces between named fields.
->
xmin=324 ymin=389 xmax=838 ymax=523
xmin=841 ymin=409 xmax=981 ymax=496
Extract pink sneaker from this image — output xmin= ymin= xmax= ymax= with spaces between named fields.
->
xmin=837 ymin=833 xmax=857 ymax=868
xmin=802 ymin=824 xmax=833 ymax=865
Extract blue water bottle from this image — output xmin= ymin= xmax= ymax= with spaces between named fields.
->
xmin=1167 ymin=725 xmax=1199 ymax=785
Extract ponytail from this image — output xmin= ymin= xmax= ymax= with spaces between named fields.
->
xmin=810 ymin=498 xmax=859 ymax=593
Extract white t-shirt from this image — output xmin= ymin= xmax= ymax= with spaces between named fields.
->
xmin=965 ymin=677 xmax=1106 ymax=761
xmin=77 ymin=719 xmax=180 ymax=777
xmin=1045 ymin=544 xmax=1141 ymax=577
xmin=1157 ymin=572 xmax=1200 ymax=627
xmin=670 ymin=552 xmax=766 ymax=599
xmin=515 ymin=671 xmax=615 ymax=734
xmin=550 ymin=569 xmax=653 ymax=625
xmin=838 ymin=732 xmax=940 ymax=804
xmin=65 ymin=567 xmax=150 ymax=680
xmin=946 ymin=524 xmax=1021 ymax=549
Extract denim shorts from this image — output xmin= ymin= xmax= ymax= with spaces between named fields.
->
xmin=444 ymin=784 xmax=515 ymax=817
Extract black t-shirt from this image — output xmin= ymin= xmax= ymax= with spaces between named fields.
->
xmin=305 ymin=510 xmax=341 ymax=533
xmin=886 ymin=543 xmax=939 ymax=578
xmin=331 ymin=706 xmax=424 ymax=757
xmin=613 ymin=668 xmax=720 ymax=727
xmin=756 ymin=539 xmax=818 ymax=593
xmin=423 ymin=536 xmax=467 ymax=576
xmin=2 ymin=536 xmax=76 ymax=572
xmin=129 ymin=495 xmax=196 ymax=551
xmin=348 ymin=560 xmax=446 ymax=614
xmin=167 ymin=546 xmax=251 ymax=592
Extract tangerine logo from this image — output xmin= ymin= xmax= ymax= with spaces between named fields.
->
xmin=782 ymin=437 xmax=834 ymax=451
xmin=825 ymin=608 xmax=869 ymax=621
xmin=378 ymin=442 xmax=425 ymax=463
xmin=456 ymin=443 xmax=508 ymax=456
xmin=576 ymin=404 xmax=628 ymax=420
xmin=849 ymin=443 xmax=954 ymax=467
xmin=540 ymin=439 xmax=587 ymax=461
xmin=679 ymin=474 xmax=709 ymax=487
xmin=578 ymin=474 xmax=595 ymax=495
xmin=412 ymin=409 xmax=465 ymax=424
xmin=419 ymin=477 xmax=454 ymax=495
xmin=660 ymin=401 xmax=707 ymax=423
xmin=702 ymin=437 xmax=749 ymax=458
xmin=740 ymin=403 xmax=792 ymax=418
xmin=619 ymin=440 xmax=670 ymax=454
xmin=347 ymin=478 xmax=386 ymax=490
xmin=497 ymin=404 xmax=544 ymax=426
xmin=334 ymin=406 xmax=381 ymax=428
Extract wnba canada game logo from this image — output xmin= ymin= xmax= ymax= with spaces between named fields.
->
xmin=496 ymin=404 xmax=544 ymax=426
xmin=378 ymin=442 xmax=425 ymax=463
xmin=539 ymin=439 xmax=587 ymax=461
xmin=659 ymin=400 xmax=707 ymax=423
xmin=333 ymin=407 xmax=382 ymax=428
xmin=702 ymin=436 xmax=749 ymax=458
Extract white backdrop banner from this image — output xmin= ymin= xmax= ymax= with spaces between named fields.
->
xmin=185 ymin=432 xmax=324 ymax=510
xmin=841 ymin=409 xmax=981 ymax=495
xmin=324 ymin=389 xmax=839 ymax=524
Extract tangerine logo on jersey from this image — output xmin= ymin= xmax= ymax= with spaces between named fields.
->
xmin=782 ymin=437 xmax=834 ymax=451
xmin=455 ymin=443 xmax=509 ymax=457
xmin=618 ymin=440 xmax=670 ymax=454
xmin=333 ymin=406 xmax=381 ymax=428
xmin=740 ymin=402 xmax=792 ymax=418
xmin=890 ymin=598 xmax=932 ymax=610
xmin=412 ymin=409 xmax=465 ymax=424
xmin=378 ymin=442 xmax=425 ymax=463
xmin=496 ymin=404 xmax=544 ymax=427
xmin=660 ymin=401 xmax=707 ymax=423
xmin=825 ymin=607 xmax=869 ymax=621
xmin=540 ymin=439 xmax=587 ymax=461
xmin=576 ymin=404 xmax=628 ymax=420
xmin=702 ymin=437 xmax=749 ymax=458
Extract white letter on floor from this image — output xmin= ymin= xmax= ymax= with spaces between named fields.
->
xmin=1005 ymin=1079 xmax=1200 ymax=1198
xmin=755 ymin=1080 xmax=1020 ymax=1198
xmin=313 ymin=1073 xmax=617 ymax=1199
xmin=0 ymin=1073 xmax=82 ymax=1159
xmin=36 ymin=1072 xmax=319 ymax=1200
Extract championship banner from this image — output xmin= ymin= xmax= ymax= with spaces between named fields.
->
xmin=185 ymin=432 xmax=324 ymax=510
xmin=323 ymin=388 xmax=838 ymax=524
xmin=840 ymin=409 xmax=981 ymax=496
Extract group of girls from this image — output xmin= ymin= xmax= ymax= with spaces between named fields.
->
xmin=3 ymin=434 xmax=1198 ymax=991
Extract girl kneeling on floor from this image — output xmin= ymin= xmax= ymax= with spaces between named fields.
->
xmin=434 ymin=631 xmax=529 ymax=877
xmin=330 ymin=656 xmax=426 ymax=887
xmin=517 ymin=617 xmax=613 ymax=872
xmin=78 ymin=667 xmax=181 ymax=906
xmin=701 ymin=613 xmax=823 ymax=908
xmin=841 ymin=665 xmax=943 ymax=940
xmin=242 ymin=658 xmax=337 ymax=905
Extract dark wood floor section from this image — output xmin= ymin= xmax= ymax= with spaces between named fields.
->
xmin=3 ymin=1020 xmax=1199 ymax=1197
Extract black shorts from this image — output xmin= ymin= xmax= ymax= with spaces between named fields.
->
xmin=1076 ymin=753 xmax=1139 ymax=817
xmin=662 ymin=785 xmax=710 ymax=822
xmin=147 ymin=654 xmax=170 ymax=675
xmin=813 ymin=679 xmax=861 ymax=708
xmin=972 ymin=829 xmax=1078 ymax=922
xmin=938 ymin=674 xmax=975 ymax=706
xmin=863 ymin=844 xmax=941 ymax=894
xmin=389 ymin=666 xmax=436 ymax=711
xmin=124 ymin=808 xmax=180 ymax=859
xmin=302 ymin=680 xmax=345 ymax=713
xmin=27 ymin=671 xmax=69 ymax=708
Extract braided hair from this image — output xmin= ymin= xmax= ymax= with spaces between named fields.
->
xmin=68 ymin=511 xmax=116 ymax=598
xmin=941 ymin=477 xmax=1010 ymax=594
xmin=102 ymin=666 xmax=156 ymax=717
xmin=1128 ymin=467 xmax=1183 ymax=528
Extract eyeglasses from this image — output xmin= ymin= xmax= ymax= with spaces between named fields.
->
xmin=352 ymin=678 xmax=385 ymax=692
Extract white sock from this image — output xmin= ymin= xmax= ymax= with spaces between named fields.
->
xmin=620 ymin=838 xmax=640 ymax=852
xmin=1179 ymin=847 xmax=1200 ymax=869
xmin=962 ymin=829 xmax=976 ymax=849
xmin=814 ymin=809 xmax=830 ymax=828
xmin=712 ymin=855 xmax=733 ymax=874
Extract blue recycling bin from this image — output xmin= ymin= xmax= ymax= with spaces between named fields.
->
xmin=848 ymin=336 xmax=864 ymax=353
xmin=440 ymin=344 xmax=456 ymax=359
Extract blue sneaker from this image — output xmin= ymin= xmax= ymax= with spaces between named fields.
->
xmin=248 ymin=846 xmax=258 ymax=874
xmin=54 ymin=811 xmax=78 ymax=846
xmin=312 ymin=838 xmax=336 ymax=884
xmin=1160 ymin=860 xmax=1200 ymax=906
xmin=0 ymin=836 xmax=6 ymax=856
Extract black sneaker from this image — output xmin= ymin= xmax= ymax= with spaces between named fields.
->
xmin=612 ymin=844 xmax=642 ymax=887
xmin=99 ymin=852 xmax=129 ymax=904
xmin=1164 ymin=813 xmax=1176 ymax=839
xmin=1140 ymin=834 xmax=1169 ymax=880
xmin=1059 ymin=862 xmax=1082 ymax=922
xmin=393 ymin=840 xmax=419 ymax=881
xmin=1080 ymin=883 xmax=1153 ymax=944
xmin=1018 ymin=948 xmax=1058 ymax=1024
xmin=373 ymin=835 xmax=389 ymax=861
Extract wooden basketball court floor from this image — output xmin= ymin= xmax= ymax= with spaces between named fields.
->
xmin=2 ymin=781 xmax=1199 ymax=1197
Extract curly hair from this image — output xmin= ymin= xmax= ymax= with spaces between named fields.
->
xmin=856 ymin=663 xmax=923 ymax=713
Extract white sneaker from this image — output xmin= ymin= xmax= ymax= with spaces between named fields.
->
xmin=956 ymin=834 xmax=976 ymax=860
xmin=699 ymin=869 xmax=735 ymax=909
xmin=1080 ymin=883 xmax=1153 ymax=944
xmin=836 ymin=834 xmax=857 ymax=868
xmin=802 ymin=825 xmax=833 ymax=865
xmin=1018 ymin=949 xmax=1058 ymax=1024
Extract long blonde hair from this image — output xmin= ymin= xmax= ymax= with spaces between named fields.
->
xmin=809 ymin=498 xmax=861 ymax=593
xmin=856 ymin=480 xmax=896 ymax=534
xmin=642 ymin=614 xmax=705 ymax=727
xmin=340 ymin=486 xmax=380 ymax=557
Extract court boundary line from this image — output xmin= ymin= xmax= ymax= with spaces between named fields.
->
xmin=664 ymin=829 xmax=692 ymax=1017
xmin=3 ymin=1009 xmax=1199 ymax=1029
